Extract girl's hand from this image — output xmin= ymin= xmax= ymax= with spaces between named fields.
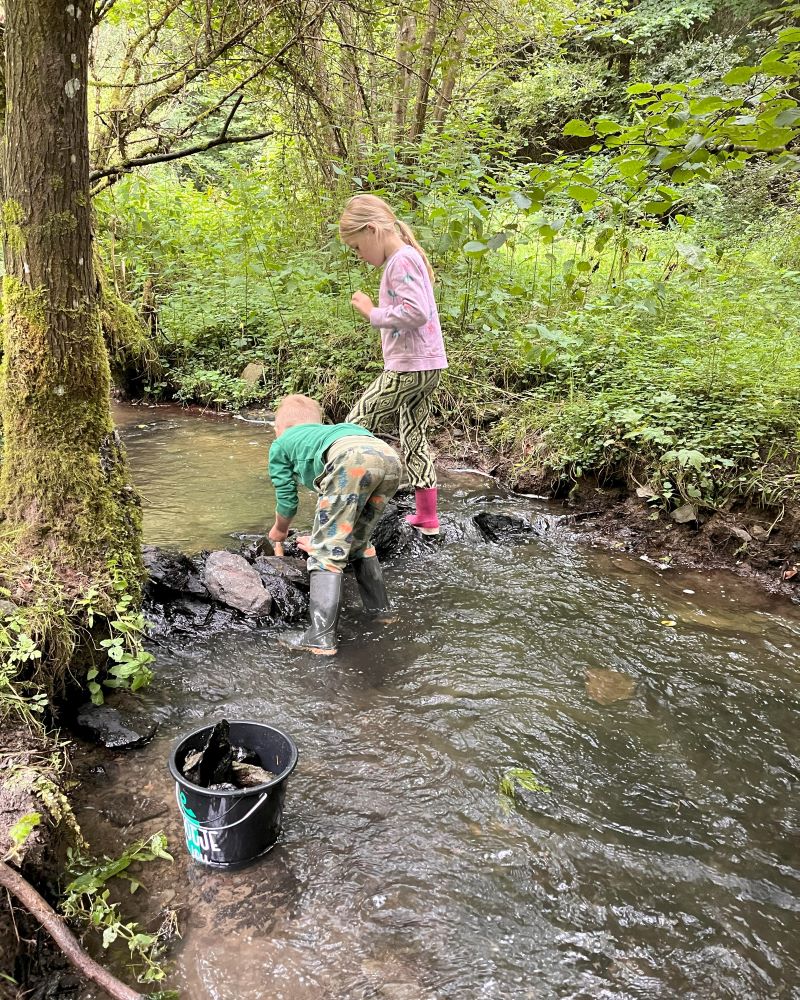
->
xmin=296 ymin=535 xmax=312 ymax=554
xmin=351 ymin=291 xmax=374 ymax=319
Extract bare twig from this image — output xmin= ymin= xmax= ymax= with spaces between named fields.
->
xmin=0 ymin=860 xmax=143 ymax=1000
xmin=89 ymin=127 xmax=274 ymax=183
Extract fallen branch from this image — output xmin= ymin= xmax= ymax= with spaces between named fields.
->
xmin=0 ymin=860 xmax=143 ymax=1000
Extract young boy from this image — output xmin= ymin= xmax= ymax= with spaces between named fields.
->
xmin=268 ymin=394 xmax=402 ymax=655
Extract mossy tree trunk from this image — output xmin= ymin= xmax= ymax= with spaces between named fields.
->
xmin=1 ymin=1 xmax=140 ymax=598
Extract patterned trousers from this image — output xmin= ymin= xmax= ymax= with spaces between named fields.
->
xmin=347 ymin=369 xmax=441 ymax=490
xmin=307 ymin=436 xmax=402 ymax=573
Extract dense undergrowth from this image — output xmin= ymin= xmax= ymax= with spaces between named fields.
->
xmin=96 ymin=145 xmax=800 ymax=515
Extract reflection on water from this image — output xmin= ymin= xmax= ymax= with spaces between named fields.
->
xmin=112 ymin=402 xmax=317 ymax=551
xmin=75 ymin=405 xmax=800 ymax=999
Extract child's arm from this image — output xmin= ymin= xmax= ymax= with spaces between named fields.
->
xmin=268 ymin=441 xmax=298 ymax=540
xmin=368 ymin=255 xmax=430 ymax=330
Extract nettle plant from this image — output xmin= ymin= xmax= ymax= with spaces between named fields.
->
xmin=75 ymin=560 xmax=154 ymax=705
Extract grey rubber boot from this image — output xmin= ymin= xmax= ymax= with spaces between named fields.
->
xmin=352 ymin=556 xmax=396 ymax=624
xmin=278 ymin=570 xmax=342 ymax=655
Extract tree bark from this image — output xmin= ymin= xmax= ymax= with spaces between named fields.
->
xmin=392 ymin=12 xmax=416 ymax=145
xmin=409 ymin=0 xmax=442 ymax=142
xmin=434 ymin=12 xmax=469 ymax=130
xmin=1 ymin=0 xmax=140 ymax=592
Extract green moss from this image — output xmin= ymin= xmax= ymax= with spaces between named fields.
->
xmin=1 ymin=199 xmax=26 ymax=254
xmin=37 ymin=211 xmax=77 ymax=239
xmin=0 ymin=274 xmax=144 ymax=697
xmin=95 ymin=254 xmax=160 ymax=389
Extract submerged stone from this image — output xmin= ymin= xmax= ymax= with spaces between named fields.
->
xmin=585 ymin=668 xmax=637 ymax=705
xmin=74 ymin=703 xmax=157 ymax=750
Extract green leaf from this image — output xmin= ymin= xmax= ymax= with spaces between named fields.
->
xmin=595 ymin=119 xmax=623 ymax=135
xmin=486 ymin=232 xmax=510 ymax=250
xmin=462 ymin=240 xmax=488 ymax=254
xmin=563 ymin=119 xmax=594 ymax=137
xmin=627 ymin=82 xmax=653 ymax=95
xmin=773 ymin=107 xmax=800 ymax=126
xmin=722 ymin=66 xmax=755 ymax=85
xmin=778 ymin=27 xmax=800 ymax=44
xmin=642 ymin=200 xmax=673 ymax=214
xmin=567 ymin=184 xmax=598 ymax=206
xmin=755 ymin=126 xmax=795 ymax=150
xmin=690 ymin=96 xmax=726 ymax=114
xmin=510 ymin=191 xmax=531 ymax=210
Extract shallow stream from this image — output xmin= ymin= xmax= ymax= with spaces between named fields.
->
xmin=75 ymin=404 xmax=800 ymax=1000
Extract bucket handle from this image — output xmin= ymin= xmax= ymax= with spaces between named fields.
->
xmin=175 ymin=784 xmax=270 ymax=832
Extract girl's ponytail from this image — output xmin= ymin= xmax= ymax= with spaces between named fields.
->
xmin=395 ymin=219 xmax=435 ymax=283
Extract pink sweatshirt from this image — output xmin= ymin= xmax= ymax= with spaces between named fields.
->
xmin=368 ymin=245 xmax=448 ymax=373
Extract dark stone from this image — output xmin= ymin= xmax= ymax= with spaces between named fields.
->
xmin=182 ymin=719 xmax=234 ymax=787
xmin=473 ymin=511 xmax=537 ymax=543
xmin=265 ymin=576 xmax=309 ymax=621
xmin=142 ymin=545 xmax=207 ymax=596
xmin=74 ymin=703 xmax=157 ymax=750
xmin=370 ymin=500 xmax=418 ymax=558
xmin=254 ymin=555 xmax=309 ymax=587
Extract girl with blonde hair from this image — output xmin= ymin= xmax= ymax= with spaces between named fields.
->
xmin=339 ymin=194 xmax=447 ymax=535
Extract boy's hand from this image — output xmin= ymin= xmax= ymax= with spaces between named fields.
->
xmin=269 ymin=524 xmax=289 ymax=544
xmin=351 ymin=291 xmax=374 ymax=319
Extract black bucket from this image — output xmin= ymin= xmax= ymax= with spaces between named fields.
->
xmin=168 ymin=720 xmax=298 ymax=869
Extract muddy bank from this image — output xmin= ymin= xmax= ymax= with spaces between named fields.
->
xmin=0 ymin=726 xmax=77 ymax=999
xmin=435 ymin=427 xmax=800 ymax=604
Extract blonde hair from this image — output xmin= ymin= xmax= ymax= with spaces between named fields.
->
xmin=274 ymin=394 xmax=323 ymax=437
xmin=339 ymin=194 xmax=435 ymax=282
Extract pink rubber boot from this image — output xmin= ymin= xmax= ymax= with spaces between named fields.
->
xmin=405 ymin=487 xmax=440 ymax=536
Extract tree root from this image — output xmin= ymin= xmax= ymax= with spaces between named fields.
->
xmin=0 ymin=859 xmax=143 ymax=1000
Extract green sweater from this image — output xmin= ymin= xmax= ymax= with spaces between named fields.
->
xmin=268 ymin=422 xmax=374 ymax=517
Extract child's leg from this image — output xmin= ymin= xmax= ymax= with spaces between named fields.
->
xmin=305 ymin=440 xmax=400 ymax=571
xmin=347 ymin=370 xmax=438 ymax=436
xmin=348 ymin=442 xmax=403 ymax=560
xmin=346 ymin=441 xmax=402 ymax=622
xmin=397 ymin=371 xmax=439 ymax=489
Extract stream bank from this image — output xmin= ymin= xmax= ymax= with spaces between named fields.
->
xmin=435 ymin=423 xmax=800 ymax=604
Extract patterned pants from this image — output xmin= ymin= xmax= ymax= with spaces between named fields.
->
xmin=347 ymin=369 xmax=441 ymax=490
xmin=308 ymin=436 xmax=402 ymax=573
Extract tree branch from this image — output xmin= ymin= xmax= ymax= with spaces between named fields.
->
xmin=0 ymin=860 xmax=143 ymax=1000
xmin=89 ymin=128 xmax=274 ymax=183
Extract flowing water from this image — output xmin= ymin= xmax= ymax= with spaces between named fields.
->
xmin=74 ymin=404 xmax=800 ymax=1000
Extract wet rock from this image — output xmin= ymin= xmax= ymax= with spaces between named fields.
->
xmin=204 ymin=551 xmax=272 ymax=616
xmin=254 ymin=555 xmax=309 ymax=587
xmin=232 ymin=761 xmax=277 ymax=787
xmin=233 ymin=744 xmax=261 ymax=765
xmin=181 ymin=720 xmax=274 ymax=790
xmin=183 ymin=720 xmax=234 ymax=787
xmin=369 ymin=499 xmax=443 ymax=559
xmin=142 ymin=545 xmax=207 ymax=596
xmin=239 ymin=534 xmax=281 ymax=562
xmin=264 ymin=575 xmax=309 ymax=621
xmin=473 ymin=511 xmax=536 ymax=542
xmin=74 ymin=703 xmax=157 ymax=750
